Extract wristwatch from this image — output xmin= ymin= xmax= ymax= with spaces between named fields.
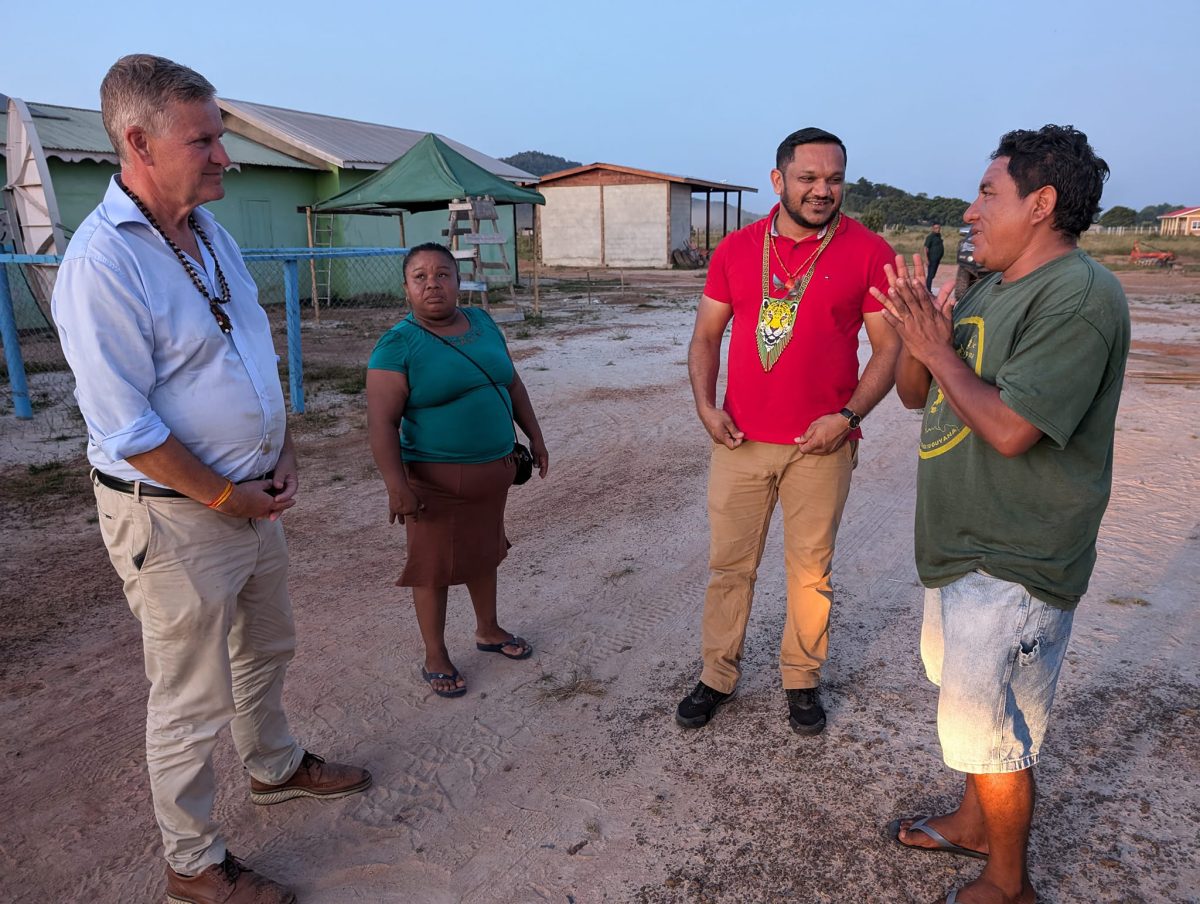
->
xmin=839 ymin=407 xmax=862 ymax=430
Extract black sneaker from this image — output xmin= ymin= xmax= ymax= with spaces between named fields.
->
xmin=675 ymin=681 xmax=733 ymax=728
xmin=786 ymin=687 xmax=826 ymax=735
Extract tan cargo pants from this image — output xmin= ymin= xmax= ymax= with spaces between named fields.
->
xmin=699 ymin=440 xmax=856 ymax=693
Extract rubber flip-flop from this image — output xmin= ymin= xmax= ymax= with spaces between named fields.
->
xmin=421 ymin=666 xmax=467 ymax=698
xmin=886 ymin=816 xmax=987 ymax=860
xmin=475 ymin=635 xmax=532 ymax=660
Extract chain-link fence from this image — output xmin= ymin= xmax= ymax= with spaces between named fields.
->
xmin=0 ymin=250 xmax=413 ymax=466
xmin=241 ymin=247 xmax=406 ymax=321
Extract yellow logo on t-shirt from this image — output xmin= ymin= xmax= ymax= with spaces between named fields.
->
xmin=920 ymin=316 xmax=984 ymax=459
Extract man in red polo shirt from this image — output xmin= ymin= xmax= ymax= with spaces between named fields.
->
xmin=677 ymin=127 xmax=900 ymax=735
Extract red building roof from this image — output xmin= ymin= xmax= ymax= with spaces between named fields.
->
xmin=1158 ymin=206 xmax=1200 ymax=219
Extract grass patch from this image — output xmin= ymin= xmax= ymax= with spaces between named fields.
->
xmin=1106 ymin=596 xmax=1150 ymax=607
xmin=305 ymin=364 xmax=366 ymax=395
xmin=537 ymin=670 xmax=608 ymax=702
xmin=295 ymin=409 xmax=340 ymax=431
xmin=3 ymin=458 xmax=90 ymax=505
xmin=604 ymin=566 xmax=636 ymax=583
xmin=611 ymin=331 xmax=631 ymax=341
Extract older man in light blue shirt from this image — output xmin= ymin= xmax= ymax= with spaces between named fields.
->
xmin=51 ymin=54 xmax=369 ymax=904
xmin=56 ymin=178 xmax=286 ymax=486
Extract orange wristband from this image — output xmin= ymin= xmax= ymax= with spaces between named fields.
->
xmin=206 ymin=479 xmax=235 ymax=509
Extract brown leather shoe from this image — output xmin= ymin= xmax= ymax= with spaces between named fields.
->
xmin=165 ymin=852 xmax=295 ymax=904
xmin=249 ymin=751 xmax=372 ymax=805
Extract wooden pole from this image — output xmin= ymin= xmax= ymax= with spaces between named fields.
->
xmin=532 ymin=204 xmax=541 ymax=316
xmin=304 ymin=207 xmax=319 ymax=323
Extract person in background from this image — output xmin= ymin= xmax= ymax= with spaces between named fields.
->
xmin=367 ymin=243 xmax=548 ymax=698
xmin=878 ymin=124 xmax=1128 ymax=904
xmin=923 ymin=223 xmax=944 ymax=292
xmin=51 ymin=54 xmax=371 ymax=904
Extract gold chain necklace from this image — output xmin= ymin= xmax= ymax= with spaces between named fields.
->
xmin=755 ymin=212 xmax=840 ymax=372
xmin=770 ymin=231 xmax=821 ymax=293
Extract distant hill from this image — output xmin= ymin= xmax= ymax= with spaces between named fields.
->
xmin=501 ymin=151 xmax=581 ymax=177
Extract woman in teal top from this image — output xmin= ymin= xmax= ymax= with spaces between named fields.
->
xmin=367 ymin=243 xmax=549 ymax=698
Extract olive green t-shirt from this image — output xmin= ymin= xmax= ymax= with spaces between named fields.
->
xmin=368 ymin=307 xmax=515 ymax=463
xmin=915 ymin=250 xmax=1130 ymax=609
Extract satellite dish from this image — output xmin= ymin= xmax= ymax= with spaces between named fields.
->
xmin=3 ymin=96 xmax=66 ymax=329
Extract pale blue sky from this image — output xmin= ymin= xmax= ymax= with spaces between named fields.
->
xmin=6 ymin=0 xmax=1197 ymax=215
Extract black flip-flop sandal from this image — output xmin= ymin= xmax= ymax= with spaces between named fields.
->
xmin=476 ymin=635 xmax=532 ymax=660
xmin=421 ymin=666 xmax=467 ymax=697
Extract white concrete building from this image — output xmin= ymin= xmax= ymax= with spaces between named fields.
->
xmin=537 ymin=163 xmax=756 ymax=269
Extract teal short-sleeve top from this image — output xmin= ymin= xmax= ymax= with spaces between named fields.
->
xmin=368 ymin=306 xmax=515 ymax=463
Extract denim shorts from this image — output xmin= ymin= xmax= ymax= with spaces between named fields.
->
xmin=921 ymin=570 xmax=1075 ymax=774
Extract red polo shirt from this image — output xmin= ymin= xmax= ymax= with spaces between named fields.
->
xmin=703 ymin=206 xmax=894 ymax=444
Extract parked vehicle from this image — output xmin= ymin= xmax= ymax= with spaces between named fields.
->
xmin=1130 ymin=240 xmax=1176 ymax=267
xmin=955 ymin=227 xmax=988 ymax=298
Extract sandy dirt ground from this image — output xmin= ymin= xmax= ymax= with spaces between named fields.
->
xmin=1 ymin=266 xmax=1198 ymax=904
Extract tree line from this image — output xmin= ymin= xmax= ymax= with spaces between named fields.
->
xmin=843 ymin=178 xmax=969 ymax=232
xmin=502 ymin=152 xmax=1185 ymax=232
xmin=1097 ymin=202 xmax=1185 ymax=227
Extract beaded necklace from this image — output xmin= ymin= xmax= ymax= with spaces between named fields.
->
xmin=117 ymin=178 xmax=233 ymax=334
xmin=754 ymin=212 xmax=840 ymax=372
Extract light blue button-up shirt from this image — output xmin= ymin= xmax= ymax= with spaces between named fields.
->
xmin=52 ymin=177 xmax=286 ymax=486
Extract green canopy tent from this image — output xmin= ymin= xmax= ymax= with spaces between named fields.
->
xmin=312 ymin=133 xmax=545 ymax=215
xmin=309 ymin=134 xmax=544 ymax=309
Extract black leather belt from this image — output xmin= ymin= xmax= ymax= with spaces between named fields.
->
xmin=93 ymin=470 xmax=184 ymax=497
xmin=93 ymin=470 xmax=275 ymax=498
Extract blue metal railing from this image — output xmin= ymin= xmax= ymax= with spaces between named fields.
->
xmin=0 ymin=247 xmax=408 ymax=419
xmin=0 ymin=253 xmax=58 ymax=418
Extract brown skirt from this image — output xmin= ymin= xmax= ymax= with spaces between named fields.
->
xmin=397 ymin=455 xmax=516 ymax=587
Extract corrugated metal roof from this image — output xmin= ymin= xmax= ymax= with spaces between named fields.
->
xmin=538 ymin=162 xmax=756 ymax=193
xmin=1159 ymin=206 xmax=1200 ymax=218
xmin=0 ymin=101 xmax=320 ymax=170
xmin=218 ymin=98 xmax=537 ymax=182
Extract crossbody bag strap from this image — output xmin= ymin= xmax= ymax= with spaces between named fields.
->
xmin=406 ymin=314 xmax=519 ymax=444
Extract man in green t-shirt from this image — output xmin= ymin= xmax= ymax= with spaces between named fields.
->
xmin=870 ymin=125 xmax=1129 ymax=904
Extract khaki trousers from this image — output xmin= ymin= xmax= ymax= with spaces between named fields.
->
xmin=699 ymin=440 xmax=856 ymax=693
xmin=94 ymin=480 xmax=302 ymax=875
